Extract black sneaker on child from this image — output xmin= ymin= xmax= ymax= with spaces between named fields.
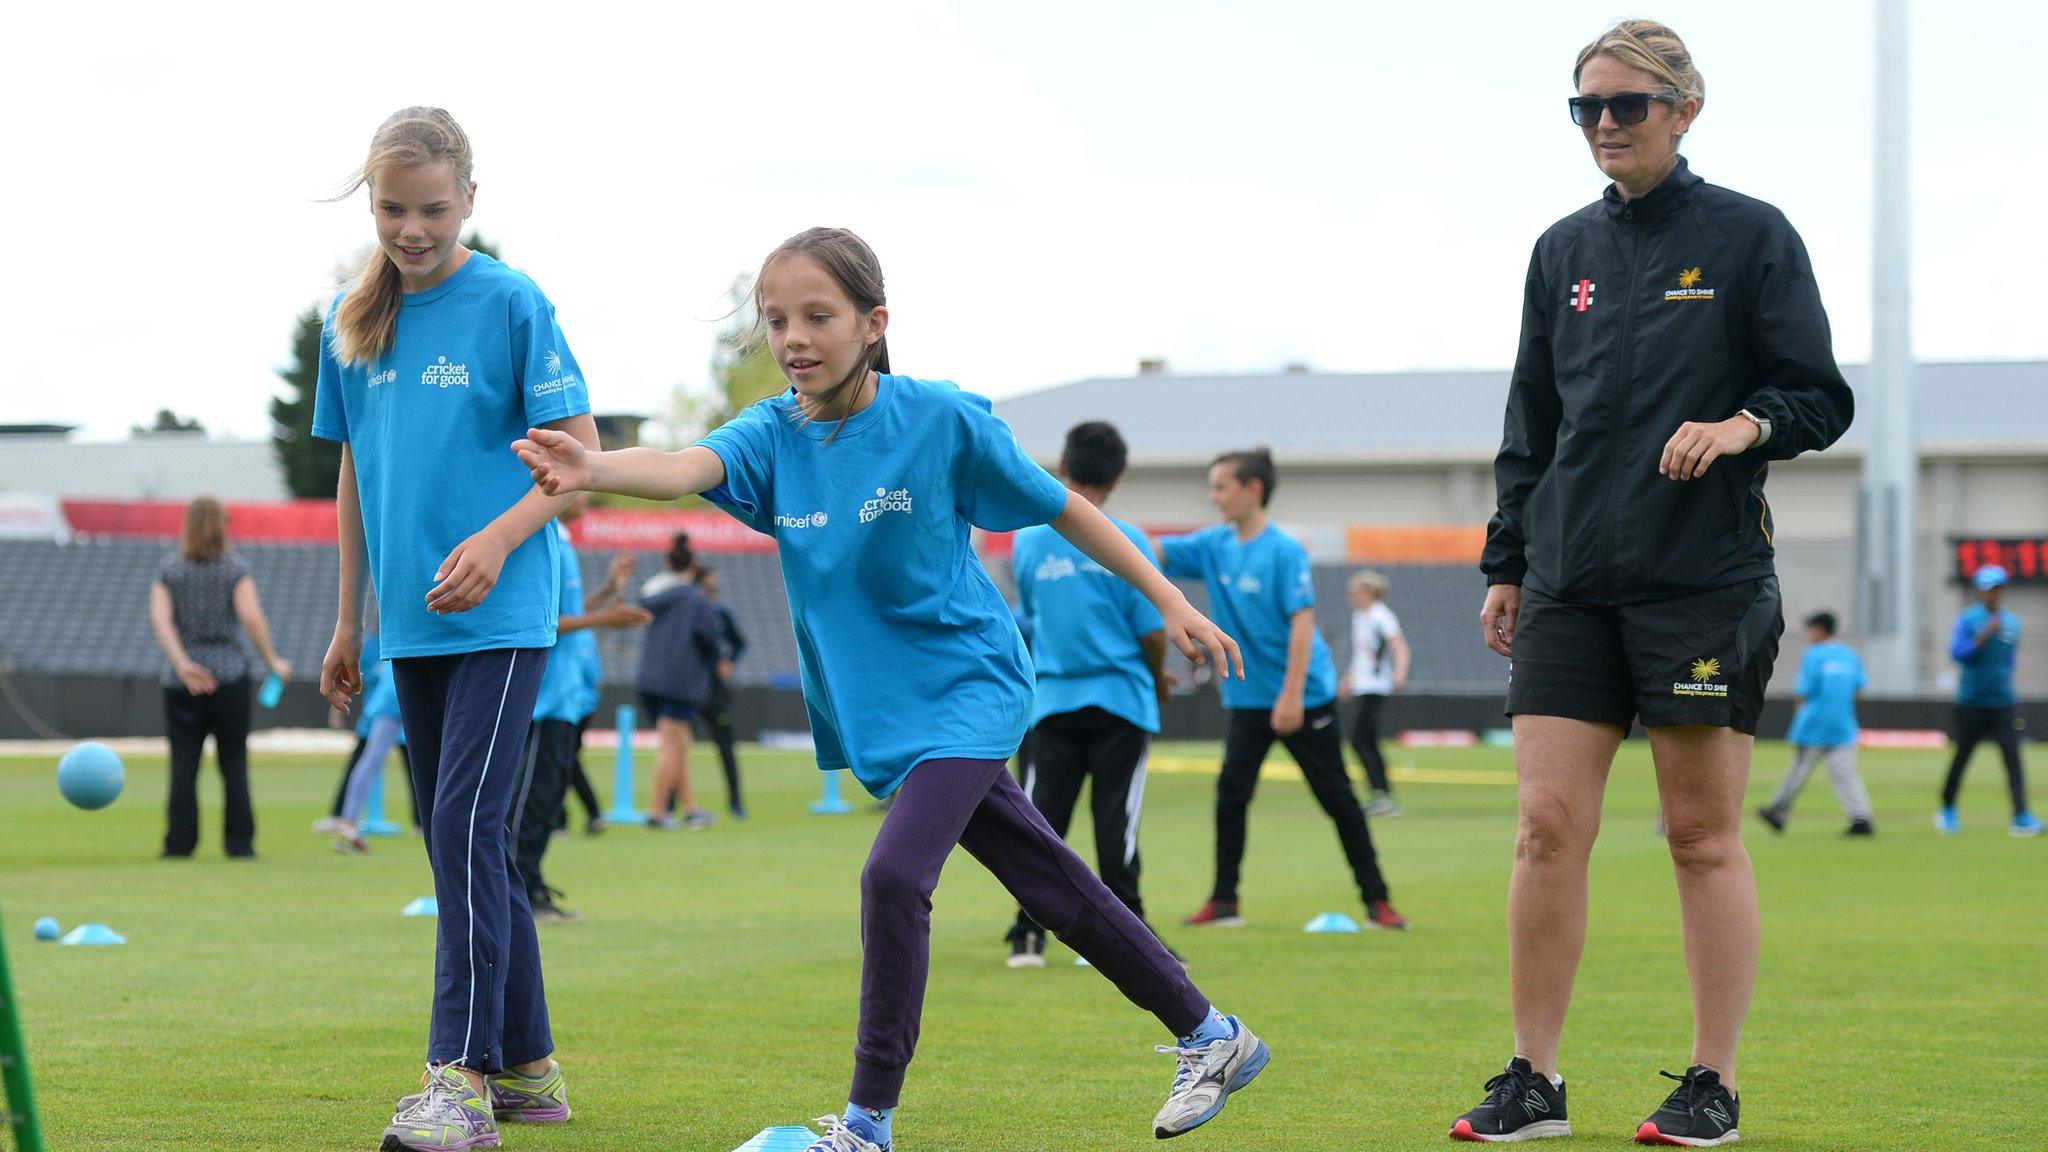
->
xmin=529 ymin=886 xmax=583 ymax=924
xmin=1004 ymin=925 xmax=1046 ymax=968
xmin=1449 ymin=1057 xmax=1569 ymax=1142
xmin=1635 ymin=1065 xmax=1739 ymax=1146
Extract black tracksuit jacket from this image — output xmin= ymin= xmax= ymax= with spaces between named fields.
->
xmin=1480 ymin=158 xmax=1856 ymax=605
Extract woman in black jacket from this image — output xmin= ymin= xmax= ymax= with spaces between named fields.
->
xmin=1454 ymin=20 xmax=1854 ymax=1147
xmin=637 ymin=532 xmax=724 ymax=830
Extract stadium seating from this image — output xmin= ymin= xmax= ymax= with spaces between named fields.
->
xmin=0 ymin=539 xmax=1497 ymax=693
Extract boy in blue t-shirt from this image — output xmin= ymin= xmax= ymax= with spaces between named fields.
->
xmin=512 ymin=495 xmax=651 ymax=922
xmin=1937 ymin=565 xmax=2041 ymax=835
xmin=1004 ymin=422 xmax=1172 ymax=967
xmin=1757 ymin=611 xmax=1874 ymax=835
xmin=1159 ymin=448 xmax=1408 ymax=931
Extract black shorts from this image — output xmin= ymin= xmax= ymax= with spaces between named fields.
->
xmin=1504 ymin=577 xmax=1783 ymax=735
xmin=638 ymin=692 xmax=697 ymax=724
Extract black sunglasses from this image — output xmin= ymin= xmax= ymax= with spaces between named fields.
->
xmin=1568 ymin=91 xmax=1677 ymax=127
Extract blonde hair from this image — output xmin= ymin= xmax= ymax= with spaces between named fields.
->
xmin=180 ymin=496 xmax=228 ymax=562
xmin=1574 ymin=20 xmax=1704 ymax=108
xmin=1348 ymin=569 xmax=1390 ymax=599
xmin=329 ymin=107 xmax=475 ymax=367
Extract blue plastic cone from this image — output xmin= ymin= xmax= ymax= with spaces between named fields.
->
xmin=1304 ymin=912 xmax=1362 ymax=934
xmin=401 ymin=897 xmax=439 ymax=917
xmin=810 ymin=769 xmax=854 ymax=814
xmin=60 ymin=923 xmax=126 ymax=945
xmin=731 ymin=1125 xmax=819 ymax=1151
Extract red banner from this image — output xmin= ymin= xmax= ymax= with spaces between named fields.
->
xmin=62 ymin=500 xmax=340 ymax=542
xmin=569 ymin=509 xmax=775 ymax=553
xmin=57 ymin=500 xmax=779 ymax=553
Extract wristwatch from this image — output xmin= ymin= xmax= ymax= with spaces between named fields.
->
xmin=1737 ymin=409 xmax=1772 ymax=447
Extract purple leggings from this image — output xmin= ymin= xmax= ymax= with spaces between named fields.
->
xmin=852 ymin=758 xmax=1209 ymax=1108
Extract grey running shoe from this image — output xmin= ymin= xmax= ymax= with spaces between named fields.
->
xmin=682 ymin=809 xmax=719 ymax=831
xmin=489 ymin=1060 xmax=570 ymax=1123
xmin=380 ymin=1064 xmax=499 ymax=1151
xmin=804 ymin=1113 xmax=889 ymax=1151
xmin=1365 ymin=791 xmax=1403 ymax=818
xmin=1153 ymin=1016 xmax=1269 ymax=1138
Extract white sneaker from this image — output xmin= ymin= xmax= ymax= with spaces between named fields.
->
xmin=1153 ymin=1016 xmax=1269 ymax=1138
xmin=311 ymin=816 xmax=346 ymax=836
xmin=804 ymin=1114 xmax=888 ymax=1152
xmin=1365 ymin=793 xmax=1404 ymax=818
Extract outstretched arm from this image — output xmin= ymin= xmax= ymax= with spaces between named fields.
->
xmin=514 ymin=428 xmax=727 ymax=502
xmin=1050 ymin=492 xmax=1242 ymax=681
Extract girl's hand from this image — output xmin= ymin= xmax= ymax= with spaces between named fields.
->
xmin=175 ymin=659 xmax=218 ymax=696
xmin=1154 ymin=668 xmax=1177 ymax=711
xmin=1161 ymin=597 xmax=1244 ymax=682
xmin=596 ymin=603 xmax=653 ymax=629
xmin=512 ymin=427 xmax=592 ymax=496
xmin=268 ymin=656 xmax=295 ymax=682
xmin=427 ymin=529 xmax=512 ymax=614
xmin=1481 ymin=584 xmax=1521 ymax=659
xmin=1270 ymin=696 xmax=1304 ymax=736
xmin=320 ymin=629 xmax=362 ymax=712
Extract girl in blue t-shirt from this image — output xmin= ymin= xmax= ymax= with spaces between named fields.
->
xmin=313 ymin=106 xmax=595 ymax=1151
xmin=515 ymin=228 xmax=1267 ymax=1150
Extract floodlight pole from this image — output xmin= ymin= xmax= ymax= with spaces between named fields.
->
xmin=1858 ymin=0 xmax=1919 ymax=693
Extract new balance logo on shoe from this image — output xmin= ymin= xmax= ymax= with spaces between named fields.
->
xmin=1523 ymin=1090 xmax=1552 ymax=1115
xmin=1703 ymin=1102 xmax=1732 ymax=1129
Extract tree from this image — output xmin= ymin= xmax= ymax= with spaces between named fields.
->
xmin=131 ymin=409 xmax=205 ymax=437
xmin=271 ymin=305 xmax=339 ymax=497
xmin=270 ymin=232 xmax=507 ymax=498
xmin=707 ymin=276 xmax=785 ymax=427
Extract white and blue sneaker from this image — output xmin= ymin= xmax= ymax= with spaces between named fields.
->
xmin=804 ymin=1114 xmax=888 ymax=1152
xmin=1153 ymin=1015 xmax=1269 ymax=1139
xmin=1934 ymin=807 xmax=1961 ymax=835
xmin=2011 ymin=812 xmax=2045 ymax=837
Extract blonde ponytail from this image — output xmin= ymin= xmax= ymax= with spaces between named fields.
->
xmin=327 ymin=107 xmax=474 ymax=367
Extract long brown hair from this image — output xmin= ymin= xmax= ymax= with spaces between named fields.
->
xmin=749 ymin=228 xmax=890 ymax=431
xmin=328 ymin=107 xmax=475 ymax=366
xmin=179 ymin=496 xmax=228 ymax=562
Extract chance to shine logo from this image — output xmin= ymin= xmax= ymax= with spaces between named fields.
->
xmin=1665 ymin=266 xmax=1716 ymax=302
xmin=1673 ymin=656 xmax=1729 ymax=698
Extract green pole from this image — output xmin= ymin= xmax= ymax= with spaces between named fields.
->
xmin=0 ymin=906 xmax=45 ymax=1152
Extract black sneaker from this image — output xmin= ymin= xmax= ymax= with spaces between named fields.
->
xmin=529 ymin=887 xmax=583 ymax=924
xmin=1755 ymin=806 xmax=1786 ymax=834
xmin=1845 ymin=818 xmax=1875 ymax=837
xmin=1636 ymin=1065 xmax=1739 ymax=1146
xmin=1005 ymin=925 xmax=1046 ymax=968
xmin=1450 ymin=1057 xmax=1569 ymax=1142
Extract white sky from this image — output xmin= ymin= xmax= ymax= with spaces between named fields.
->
xmin=4 ymin=0 xmax=2040 ymax=442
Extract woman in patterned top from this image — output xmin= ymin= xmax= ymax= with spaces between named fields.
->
xmin=148 ymin=495 xmax=292 ymax=858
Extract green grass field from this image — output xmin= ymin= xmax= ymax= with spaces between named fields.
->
xmin=2 ymin=740 xmax=2041 ymax=1151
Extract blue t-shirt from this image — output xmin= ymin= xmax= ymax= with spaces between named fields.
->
xmin=1786 ymin=639 xmax=1864 ymax=748
xmin=1950 ymin=605 xmax=2021 ymax=708
xmin=312 ymin=252 xmax=590 ymax=659
xmin=1013 ymin=517 xmax=1164 ymax=732
xmin=573 ymin=631 xmax=604 ymax=721
xmin=700 ymin=374 xmax=1068 ymax=797
xmin=532 ymin=524 xmax=585 ymax=723
xmin=1160 ymin=523 xmax=1335 ymax=710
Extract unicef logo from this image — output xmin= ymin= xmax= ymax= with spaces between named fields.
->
xmin=773 ymin=510 xmax=829 ymax=530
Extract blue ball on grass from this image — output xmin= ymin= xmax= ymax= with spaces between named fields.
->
xmin=56 ymin=741 xmax=125 ymax=810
